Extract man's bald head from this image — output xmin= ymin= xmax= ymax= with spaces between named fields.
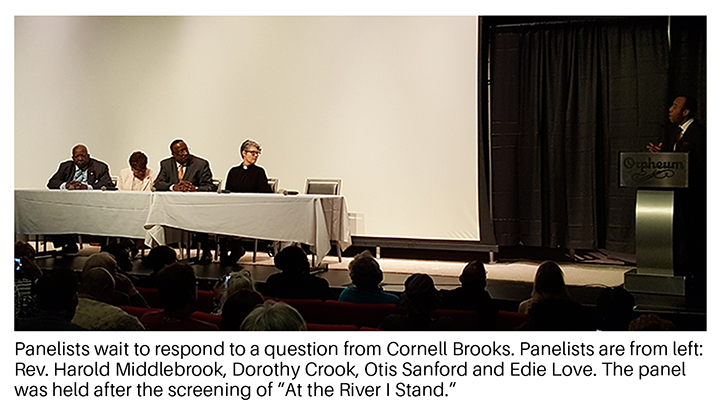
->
xmin=72 ymin=145 xmax=89 ymax=169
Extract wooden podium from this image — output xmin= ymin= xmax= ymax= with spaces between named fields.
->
xmin=620 ymin=152 xmax=689 ymax=295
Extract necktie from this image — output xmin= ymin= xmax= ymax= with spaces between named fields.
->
xmin=73 ymin=167 xmax=84 ymax=182
xmin=178 ymin=165 xmax=185 ymax=181
xmin=676 ymin=127 xmax=683 ymax=144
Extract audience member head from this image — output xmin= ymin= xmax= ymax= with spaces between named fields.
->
xmin=628 ymin=314 xmax=676 ymax=331
xmin=221 ymin=290 xmax=264 ymax=331
xmin=72 ymin=144 xmax=90 ymax=169
xmin=79 ymin=267 xmax=116 ymax=304
xmin=82 ymin=252 xmax=119 ymax=277
xmin=274 ymin=245 xmax=310 ymax=275
xmin=143 ymin=245 xmax=178 ymax=273
xmin=530 ymin=261 xmax=570 ymax=302
xmin=459 ymin=260 xmax=487 ymax=291
xmin=399 ymin=273 xmax=443 ymax=316
xmin=129 ymin=151 xmax=149 ymax=180
xmin=225 ymin=270 xmax=256 ymax=296
xmin=101 ymin=243 xmax=133 ymax=272
xmin=240 ymin=300 xmax=307 ymax=331
xmin=156 ymin=262 xmax=197 ymax=312
xmin=15 ymin=240 xmax=42 ymax=281
xmin=348 ymin=250 xmax=383 ymax=290
xmin=33 ymin=268 xmax=79 ymax=320
xmin=15 ymin=240 xmax=37 ymax=260
xmin=595 ymin=286 xmax=636 ymax=331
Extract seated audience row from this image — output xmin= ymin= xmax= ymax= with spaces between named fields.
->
xmin=13 ymin=242 xmax=678 ymax=331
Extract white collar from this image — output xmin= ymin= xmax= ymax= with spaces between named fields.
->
xmin=679 ymin=118 xmax=694 ymax=133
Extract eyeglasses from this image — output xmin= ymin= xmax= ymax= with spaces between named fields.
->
xmin=245 ymin=151 xmax=261 ymax=156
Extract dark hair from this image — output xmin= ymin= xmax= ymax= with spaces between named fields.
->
xmin=531 ymin=261 xmax=569 ymax=301
xmin=221 ymin=290 xmax=264 ymax=331
xmin=101 ymin=243 xmax=133 ymax=272
xmin=679 ymin=95 xmax=698 ymax=118
xmin=400 ymin=273 xmax=442 ymax=316
xmin=349 ymin=250 xmax=383 ymax=290
xmin=143 ymin=245 xmax=178 ymax=273
xmin=170 ymin=139 xmax=184 ymax=152
xmin=34 ymin=268 xmax=78 ymax=312
xmin=156 ymin=263 xmax=196 ymax=311
xmin=15 ymin=240 xmax=36 ymax=259
xmin=274 ymin=246 xmax=310 ymax=275
xmin=459 ymin=260 xmax=486 ymax=289
xmin=129 ymin=151 xmax=148 ymax=168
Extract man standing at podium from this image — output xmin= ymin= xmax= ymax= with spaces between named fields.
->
xmin=647 ymin=96 xmax=706 ymax=295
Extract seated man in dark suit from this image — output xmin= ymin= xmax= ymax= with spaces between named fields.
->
xmin=47 ymin=144 xmax=115 ymax=253
xmin=154 ymin=139 xmax=217 ymax=262
xmin=154 ymin=139 xmax=216 ymax=192
xmin=47 ymin=144 xmax=114 ymax=190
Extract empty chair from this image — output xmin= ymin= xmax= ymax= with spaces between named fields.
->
xmin=304 ymin=178 xmax=343 ymax=264
xmin=305 ymin=178 xmax=341 ymax=195
xmin=267 ymin=178 xmax=278 ymax=193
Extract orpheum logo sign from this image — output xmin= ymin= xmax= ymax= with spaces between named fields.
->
xmin=619 ymin=152 xmax=689 ymax=188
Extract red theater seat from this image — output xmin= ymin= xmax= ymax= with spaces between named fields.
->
xmin=495 ymin=310 xmax=528 ymax=330
xmin=135 ymin=286 xmax=160 ymax=308
xmin=119 ymin=305 xmax=157 ymax=318
xmin=135 ymin=286 xmax=215 ymax=313
xmin=191 ymin=311 xmax=222 ymax=328
xmin=306 ymin=323 xmax=360 ymax=331
xmin=434 ymin=309 xmax=479 ymax=330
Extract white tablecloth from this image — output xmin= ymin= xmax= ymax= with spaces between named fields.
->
xmin=15 ymin=190 xmax=152 ymax=239
xmin=15 ymin=189 xmax=352 ymax=261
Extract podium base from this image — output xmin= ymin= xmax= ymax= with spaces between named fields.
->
xmin=624 ymin=268 xmax=685 ymax=296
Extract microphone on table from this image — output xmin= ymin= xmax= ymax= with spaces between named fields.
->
xmin=282 ymin=190 xmax=299 ymax=196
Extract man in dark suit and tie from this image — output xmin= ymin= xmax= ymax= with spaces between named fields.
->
xmin=47 ymin=144 xmax=114 ymax=190
xmin=46 ymin=144 xmax=115 ymax=253
xmin=154 ymin=139 xmax=217 ymax=262
xmin=154 ymin=139 xmax=216 ymax=192
xmin=647 ymin=96 xmax=706 ymax=296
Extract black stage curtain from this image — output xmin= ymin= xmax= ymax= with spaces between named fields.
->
xmin=488 ymin=17 xmax=670 ymax=253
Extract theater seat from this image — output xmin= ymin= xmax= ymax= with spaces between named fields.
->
xmin=196 ymin=290 xmax=215 ymax=313
xmin=434 ymin=309 xmax=479 ymax=330
xmin=495 ymin=310 xmax=528 ymax=330
xmin=119 ymin=305 xmax=157 ymax=318
xmin=306 ymin=323 xmax=360 ymax=331
xmin=191 ymin=311 xmax=222 ymax=328
xmin=266 ymin=298 xmax=325 ymax=323
xmin=322 ymin=301 xmax=401 ymax=327
xmin=135 ymin=286 xmax=160 ymax=308
xmin=135 ymin=286 xmax=215 ymax=313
